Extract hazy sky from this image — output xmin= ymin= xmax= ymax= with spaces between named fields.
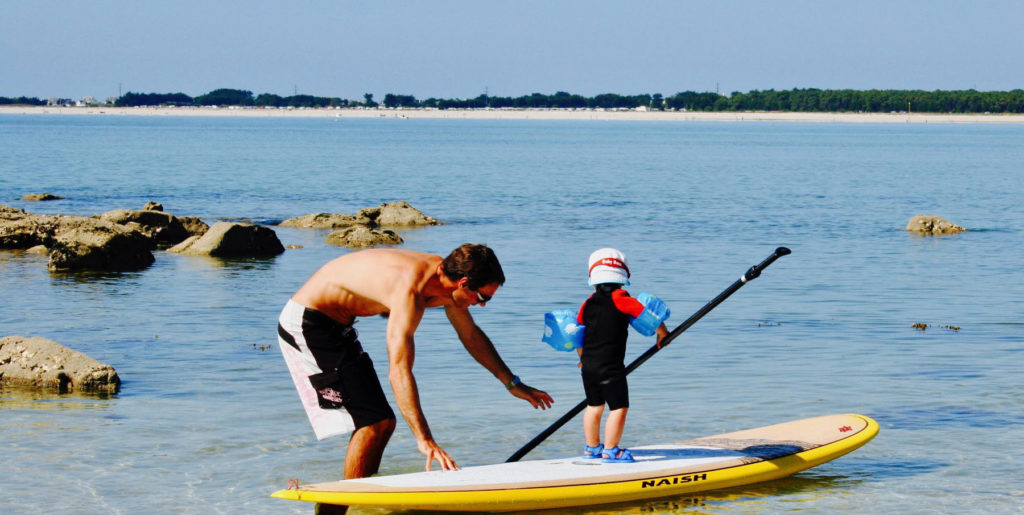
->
xmin=3 ymin=0 xmax=1022 ymax=101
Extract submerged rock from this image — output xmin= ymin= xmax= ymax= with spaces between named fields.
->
xmin=906 ymin=215 xmax=967 ymax=235
xmin=280 ymin=201 xmax=441 ymax=229
xmin=168 ymin=221 xmax=285 ymax=257
xmin=325 ymin=225 xmax=403 ymax=248
xmin=0 ymin=335 xmax=120 ymax=393
xmin=279 ymin=212 xmax=360 ymax=229
xmin=21 ymin=193 xmax=64 ymax=201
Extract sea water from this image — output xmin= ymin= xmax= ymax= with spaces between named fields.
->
xmin=1 ymin=114 xmax=1022 ymax=514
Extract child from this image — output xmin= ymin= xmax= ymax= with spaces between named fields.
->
xmin=577 ymin=248 xmax=668 ymax=463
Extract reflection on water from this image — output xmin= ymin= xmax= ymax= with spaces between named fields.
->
xmin=358 ymin=474 xmax=869 ymax=515
xmin=0 ymin=386 xmax=117 ymax=411
xmin=166 ymin=252 xmax=282 ymax=273
xmin=46 ymin=268 xmax=147 ymax=286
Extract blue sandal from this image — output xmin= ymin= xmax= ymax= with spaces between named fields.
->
xmin=582 ymin=443 xmax=604 ymax=459
xmin=601 ymin=446 xmax=635 ymax=463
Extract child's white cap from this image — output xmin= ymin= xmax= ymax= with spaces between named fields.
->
xmin=588 ymin=248 xmax=631 ymax=286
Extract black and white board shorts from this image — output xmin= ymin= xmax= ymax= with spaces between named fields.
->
xmin=278 ymin=300 xmax=395 ymax=440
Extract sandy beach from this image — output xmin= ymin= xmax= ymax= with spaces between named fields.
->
xmin=3 ymin=105 xmax=1024 ymax=124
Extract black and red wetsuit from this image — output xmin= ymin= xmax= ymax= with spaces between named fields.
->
xmin=576 ymin=286 xmax=644 ymax=410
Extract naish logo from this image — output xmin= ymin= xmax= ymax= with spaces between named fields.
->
xmin=641 ymin=473 xmax=708 ymax=488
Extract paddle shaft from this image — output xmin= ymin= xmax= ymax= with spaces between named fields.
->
xmin=505 ymin=246 xmax=791 ymax=463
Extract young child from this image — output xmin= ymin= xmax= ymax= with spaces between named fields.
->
xmin=577 ymin=248 xmax=668 ymax=463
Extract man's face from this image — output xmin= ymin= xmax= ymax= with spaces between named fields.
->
xmin=456 ymin=279 xmax=499 ymax=308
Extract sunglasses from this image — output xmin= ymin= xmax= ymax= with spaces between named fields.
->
xmin=474 ymin=289 xmax=492 ymax=304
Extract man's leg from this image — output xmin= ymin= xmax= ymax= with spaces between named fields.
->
xmin=344 ymin=417 xmax=397 ymax=479
xmin=317 ymin=418 xmax=397 ymax=515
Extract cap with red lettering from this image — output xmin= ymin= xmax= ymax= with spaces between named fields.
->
xmin=588 ymin=248 xmax=631 ymax=286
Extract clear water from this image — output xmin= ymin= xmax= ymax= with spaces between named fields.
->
xmin=1 ymin=114 xmax=1022 ymax=514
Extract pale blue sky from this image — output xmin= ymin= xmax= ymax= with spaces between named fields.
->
xmin=3 ymin=0 xmax=1021 ymax=100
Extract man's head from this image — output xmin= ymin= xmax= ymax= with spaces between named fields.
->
xmin=441 ymin=243 xmax=506 ymax=291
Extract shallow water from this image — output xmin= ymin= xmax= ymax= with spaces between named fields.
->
xmin=1 ymin=115 xmax=1022 ymax=513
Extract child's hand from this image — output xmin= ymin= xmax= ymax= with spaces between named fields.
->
xmin=655 ymin=323 xmax=670 ymax=347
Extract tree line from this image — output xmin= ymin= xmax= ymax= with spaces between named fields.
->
xmin=3 ymin=88 xmax=1024 ymax=113
xmin=0 ymin=96 xmax=47 ymax=106
xmin=113 ymin=89 xmax=353 ymax=108
xmin=390 ymin=89 xmax=1024 ymax=113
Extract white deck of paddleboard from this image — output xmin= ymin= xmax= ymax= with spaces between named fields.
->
xmin=343 ymin=444 xmax=753 ymax=489
xmin=289 ymin=414 xmax=875 ymax=498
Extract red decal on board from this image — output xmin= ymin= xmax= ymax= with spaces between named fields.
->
xmin=839 ymin=426 xmax=852 ymax=432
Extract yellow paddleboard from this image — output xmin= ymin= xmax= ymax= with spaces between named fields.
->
xmin=271 ymin=413 xmax=878 ymax=512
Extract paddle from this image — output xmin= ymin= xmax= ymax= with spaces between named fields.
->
xmin=506 ymin=246 xmax=791 ymax=462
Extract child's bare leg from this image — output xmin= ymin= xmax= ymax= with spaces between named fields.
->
xmin=583 ymin=405 xmax=604 ymax=447
xmin=603 ymin=407 xmax=629 ymax=451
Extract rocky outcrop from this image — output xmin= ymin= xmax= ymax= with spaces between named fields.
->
xmin=279 ymin=212 xmax=360 ymax=229
xmin=280 ymin=201 xmax=438 ymax=248
xmin=906 ymin=215 xmax=968 ymax=235
xmin=356 ymin=201 xmax=441 ymax=227
xmin=280 ymin=201 xmax=440 ymax=229
xmin=48 ymin=222 xmax=155 ymax=271
xmin=1 ymin=205 xmax=155 ymax=271
xmin=325 ymin=225 xmax=403 ymax=248
xmin=95 ymin=208 xmax=208 ymax=247
xmin=134 ymin=202 xmax=210 ymax=238
xmin=21 ymin=193 xmax=64 ymax=201
xmin=96 ymin=209 xmax=190 ymax=246
xmin=168 ymin=221 xmax=285 ymax=257
xmin=0 ymin=205 xmax=45 ymax=248
xmin=0 ymin=335 xmax=120 ymax=393
xmin=177 ymin=216 xmax=209 ymax=237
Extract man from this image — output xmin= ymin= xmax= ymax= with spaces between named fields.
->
xmin=278 ymin=243 xmax=553 ymax=479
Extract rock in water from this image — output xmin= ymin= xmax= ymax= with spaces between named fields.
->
xmin=906 ymin=215 xmax=967 ymax=234
xmin=168 ymin=221 xmax=285 ymax=257
xmin=0 ymin=335 xmax=120 ymax=393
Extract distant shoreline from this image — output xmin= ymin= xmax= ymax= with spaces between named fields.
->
xmin=4 ymin=105 xmax=1024 ymax=124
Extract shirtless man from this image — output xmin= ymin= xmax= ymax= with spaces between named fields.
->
xmin=277 ymin=243 xmax=553 ymax=480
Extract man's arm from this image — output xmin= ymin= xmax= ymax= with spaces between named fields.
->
xmin=386 ymin=291 xmax=458 ymax=471
xmin=445 ymin=305 xmax=554 ymax=410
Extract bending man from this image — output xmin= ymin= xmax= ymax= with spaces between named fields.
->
xmin=278 ymin=243 xmax=553 ymax=478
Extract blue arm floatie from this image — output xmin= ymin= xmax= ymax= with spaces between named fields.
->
xmin=629 ymin=292 xmax=670 ymax=337
xmin=542 ymin=309 xmax=585 ymax=351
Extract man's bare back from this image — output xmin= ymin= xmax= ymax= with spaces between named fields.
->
xmin=291 ymin=248 xmax=451 ymax=324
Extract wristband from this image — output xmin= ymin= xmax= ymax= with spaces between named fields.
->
xmin=504 ymin=375 xmax=521 ymax=390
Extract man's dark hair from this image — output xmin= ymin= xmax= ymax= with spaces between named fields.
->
xmin=441 ymin=243 xmax=505 ymax=290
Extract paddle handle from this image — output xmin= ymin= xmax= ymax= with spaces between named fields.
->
xmin=506 ymin=247 xmax=791 ymax=463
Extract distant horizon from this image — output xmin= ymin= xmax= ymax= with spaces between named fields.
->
xmin=6 ymin=87 xmax=1023 ymax=115
xmin=5 ymin=85 xmax=1024 ymax=103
